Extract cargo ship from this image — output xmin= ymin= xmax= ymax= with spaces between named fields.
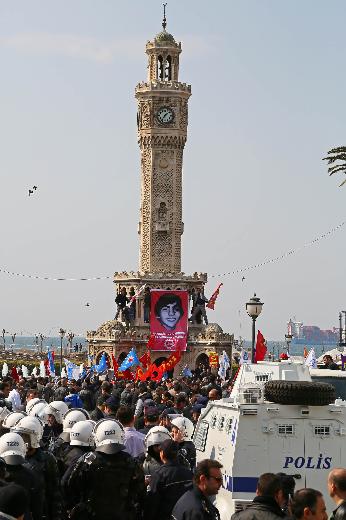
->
xmin=287 ymin=318 xmax=338 ymax=346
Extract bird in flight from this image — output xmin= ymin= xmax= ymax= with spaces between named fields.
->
xmin=241 ymin=276 xmax=245 ymax=282
xmin=33 ymin=186 xmax=38 ymax=190
xmin=28 ymin=189 xmax=34 ymax=196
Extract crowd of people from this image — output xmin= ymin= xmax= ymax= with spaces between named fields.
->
xmin=0 ymin=367 xmax=344 ymax=519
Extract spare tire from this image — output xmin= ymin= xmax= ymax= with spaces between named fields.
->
xmin=264 ymin=380 xmax=335 ymax=406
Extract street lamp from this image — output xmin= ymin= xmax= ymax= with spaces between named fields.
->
xmin=246 ymin=293 xmax=264 ymax=363
xmin=59 ymin=328 xmax=66 ymax=376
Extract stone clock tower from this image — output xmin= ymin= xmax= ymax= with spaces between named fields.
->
xmin=87 ymin=14 xmax=233 ymax=373
xmin=136 ymin=23 xmax=191 ymax=274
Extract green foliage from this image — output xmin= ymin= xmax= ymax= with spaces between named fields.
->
xmin=323 ymin=146 xmax=346 ymax=186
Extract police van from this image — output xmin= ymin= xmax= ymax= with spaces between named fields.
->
xmin=193 ymin=361 xmax=346 ymax=518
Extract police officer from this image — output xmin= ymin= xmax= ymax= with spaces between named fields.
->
xmin=12 ymin=415 xmax=62 ymax=520
xmin=61 ymin=420 xmax=95 ymax=493
xmin=43 ymin=401 xmax=69 ymax=450
xmin=142 ymin=426 xmax=172 ymax=476
xmin=50 ymin=408 xmax=89 ymax=477
xmin=144 ymin=439 xmax=193 ymax=520
xmin=171 ymin=417 xmax=196 ymax=471
xmin=66 ymin=418 xmax=145 ymax=519
xmin=0 ymin=432 xmax=43 ymax=520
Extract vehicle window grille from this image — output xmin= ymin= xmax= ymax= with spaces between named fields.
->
xmin=210 ymin=414 xmax=217 ymax=429
xmin=255 ymin=374 xmax=270 ymax=382
xmin=243 ymin=388 xmax=262 ymax=404
xmin=218 ymin=416 xmax=225 ymax=431
xmin=225 ymin=418 xmax=233 ymax=434
xmin=194 ymin=421 xmax=209 ymax=451
xmin=314 ymin=426 xmax=330 ymax=436
xmin=277 ymin=424 xmax=295 ymax=436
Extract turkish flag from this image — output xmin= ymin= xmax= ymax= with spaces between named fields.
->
xmin=11 ymin=366 xmax=19 ymax=382
xmin=255 ymin=330 xmax=267 ymax=363
xmin=111 ymin=354 xmax=119 ymax=372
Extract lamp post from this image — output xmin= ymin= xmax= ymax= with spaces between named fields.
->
xmin=59 ymin=328 xmax=66 ymax=376
xmin=246 ymin=293 xmax=264 ymax=363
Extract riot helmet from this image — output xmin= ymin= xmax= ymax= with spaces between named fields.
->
xmin=0 ymin=433 xmax=26 ymax=465
xmin=70 ymin=420 xmax=96 ymax=447
xmin=12 ymin=416 xmax=44 ymax=449
xmin=93 ymin=418 xmax=125 ymax=454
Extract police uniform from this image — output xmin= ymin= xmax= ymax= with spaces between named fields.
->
xmin=25 ymin=448 xmax=63 ymax=520
xmin=66 ymin=449 xmax=145 ymax=519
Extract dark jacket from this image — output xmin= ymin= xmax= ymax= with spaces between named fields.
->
xmin=90 ymin=407 xmax=104 ymax=422
xmin=331 ymin=500 xmax=346 ymax=520
xmin=25 ymin=448 xmax=62 ymax=520
xmin=231 ymin=496 xmax=287 ymax=520
xmin=4 ymin=464 xmax=43 ymax=520
xmin=172 ymin=485 xmax=220 ymax=520
xmin=144 ymin=461 xmax=192 ymax=520
xmin=66 ymin=450 xmax=145 ymax=520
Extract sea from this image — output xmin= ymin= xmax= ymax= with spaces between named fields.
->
xmin=1 ymin=336 xmax=86 ymax=353
xmin=1 ymin=337 xmax=338 ymax=359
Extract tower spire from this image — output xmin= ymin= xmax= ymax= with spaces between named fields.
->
xmin=162 ymin=3 xmax=167 ymax=31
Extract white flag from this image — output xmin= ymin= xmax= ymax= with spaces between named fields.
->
xmin=305 ymin=348 xmax=317 ymax=369
xmin=79 ymin=363 xmax=84 ymax=374
xmin=218 ymin=350 xmax=230 ymax=380
xmin=239 ymin=349 xmax=250 ymax=365
xmin=22 ymin=365 xmax=29 ymax=378
xmin=32 ymin=366 xmax=38 ymax=377
xmin=39 ymin=360 xmax=46 ymax=377
xmin=1 ymin=363 xmax=8 ymax=377
xmin=61 ymin=367 xmax=67 ymax=378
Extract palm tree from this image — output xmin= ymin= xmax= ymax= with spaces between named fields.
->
xmin=323 ymin=146 xmax=346 ymax=186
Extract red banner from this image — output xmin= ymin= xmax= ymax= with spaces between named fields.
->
xmin=208 ymin=352 xmax=219 ymax=367
xmin=150 ymin=290 xmax=188 ymax=351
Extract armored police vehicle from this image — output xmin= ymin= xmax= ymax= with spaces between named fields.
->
xmin=193 ymin=361 xmax=346 ymax=518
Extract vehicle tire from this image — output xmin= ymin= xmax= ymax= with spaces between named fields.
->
xmin=264 ymin=380 xmax=335 ymax=406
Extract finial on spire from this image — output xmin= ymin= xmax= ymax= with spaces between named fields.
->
xmin=162 ymin=3 xmax=167 ymax=31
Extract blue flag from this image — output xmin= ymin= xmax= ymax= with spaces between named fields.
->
xmin=95 ymin=353 xmax=107 ymax=373
xmin=47 ymin=351 xmax=55 ymax=376
xmin=119 ymin=348 xmax=140 ymax=372
xmin=182 ymin=366 xmax=193 ymax=378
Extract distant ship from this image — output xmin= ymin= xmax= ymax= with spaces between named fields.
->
xmin=287 ymin=318 xmax=338 ymax=346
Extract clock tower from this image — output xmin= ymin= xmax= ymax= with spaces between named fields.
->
xmin=87 ymin=11 xmax=233 ymax=373
xmin=136 ymin=15 xmax=191 ymax=273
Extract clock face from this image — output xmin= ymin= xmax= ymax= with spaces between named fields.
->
xmin=157 ymin=107 xmax=174 ymax=124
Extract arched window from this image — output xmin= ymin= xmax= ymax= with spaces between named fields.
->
xmin=165 ymin=55 xmax=172 ymax=81
xmin=157 ymin=56 xmax=164 ymax=80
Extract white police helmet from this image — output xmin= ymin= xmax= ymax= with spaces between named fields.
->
xmin=2 ymin=412 xmax=27 ymax=431
xmin=0 ymin=407 xmax=10 ymax=425
xmin=28 ymin=401 xmax=49 ymax=424
xmin=44 ymin=401 xmax=69 ymax=424
xmin=93 ymin=418 xmax=125 ymax=454
xmin=145 ymin=426 xmax=171 ymax=448
xmin=0 ymin=432 xmax=26 ymax=465
xmin=26 ymin=398 xmax=46 ymax=415
xmin=70 ymin=420 xmax=96 ymax=447
xmin=12 ymin=416 xmax=44 ymax=449
xmin=170 ymin=417 xmax=194 ymax=441
xmin=61 ymin=408 xmax=90 ymax=441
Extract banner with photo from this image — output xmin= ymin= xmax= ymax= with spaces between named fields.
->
xmin=150 ymin=290 xmax=188 ymax=351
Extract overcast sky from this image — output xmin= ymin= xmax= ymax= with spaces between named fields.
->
xmin=0 ymin=0 xmax=345 ymax=340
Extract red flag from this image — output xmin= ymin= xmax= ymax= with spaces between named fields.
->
xmin=44 ymin=358 xmax=50 ymax=376
xmin=206 ymin=283 xmax=223 ymax=310
xmin=139 ymin=351 xmax=151 ymax=368
xmin=255 ymin=330 xmax=267 ymax=363
xmin=11 ymin=366 xmax=19 ymax=382
xmin=150 ymin=364 xmax=165 ymax=382
xmin=111 ymin=354 xmax=119 ymax=372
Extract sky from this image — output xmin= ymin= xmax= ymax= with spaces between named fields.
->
xmin=0 ymin=0 xmax=345 ymax=340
